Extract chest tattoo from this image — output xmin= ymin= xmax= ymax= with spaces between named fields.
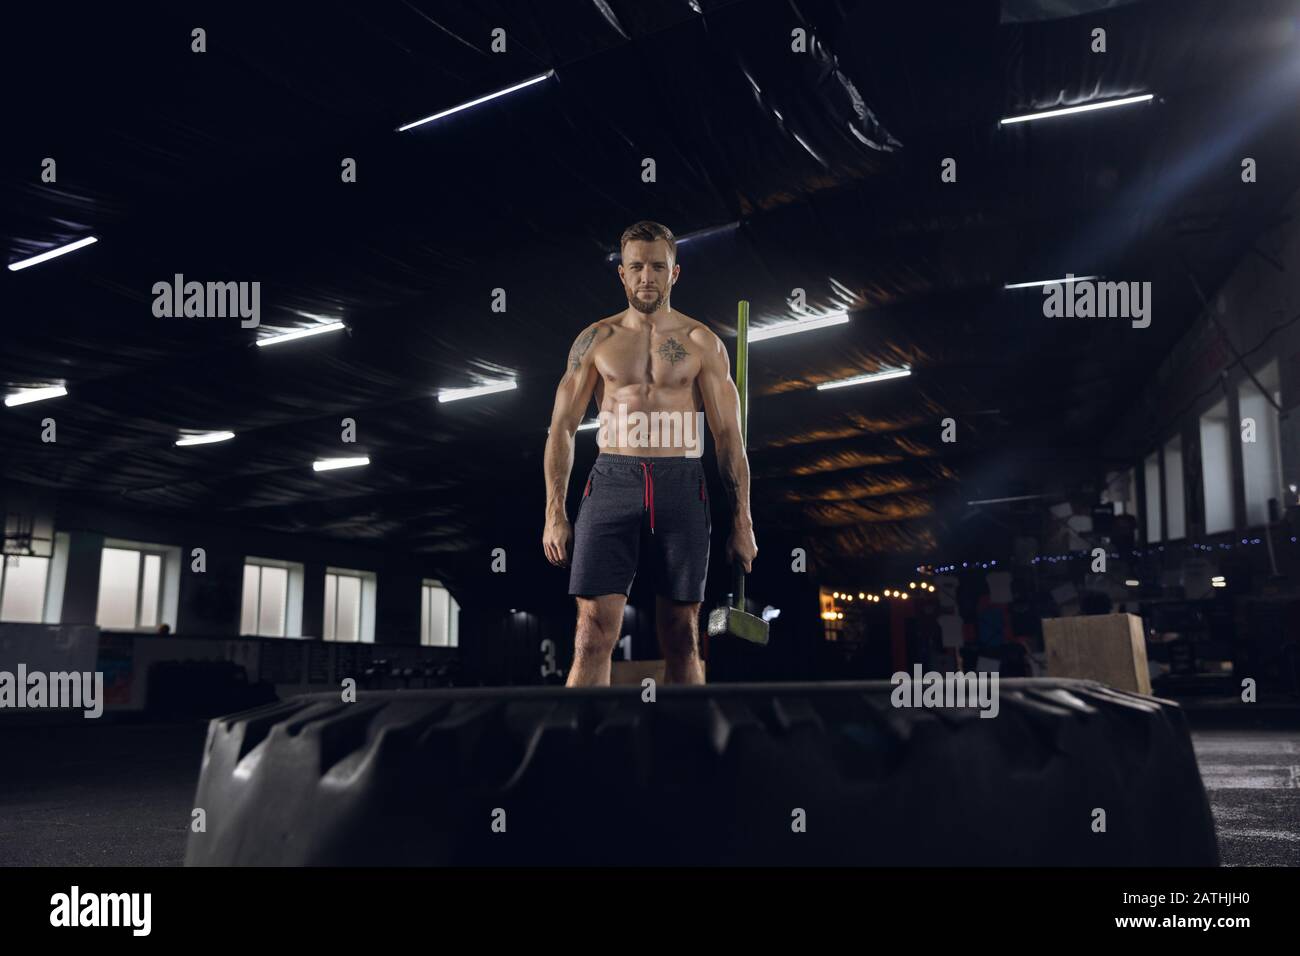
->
xmin=657 ymin=337 xmax=687 ymax=365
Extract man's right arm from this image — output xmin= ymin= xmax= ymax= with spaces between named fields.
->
xmin=542 ymin=323 xmax=602 ymax=567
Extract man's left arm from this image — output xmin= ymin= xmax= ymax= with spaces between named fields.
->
xmin=693 ymin=327 xmax=757 ymax=573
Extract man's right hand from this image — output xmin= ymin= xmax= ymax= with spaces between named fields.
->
xmin=543 ymin=515 xmax=573 ymax=568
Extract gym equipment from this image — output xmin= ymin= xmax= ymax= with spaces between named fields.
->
xmin=185 ymin=678 xmax=1219 ymax=866
xmin=708 ymin=300 xmax=768 ymax=646
xmin=1043 ymin=613 xmax=1152 ymax=694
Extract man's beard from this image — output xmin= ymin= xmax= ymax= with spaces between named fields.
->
xmin=627 ymin=286 xmax=664 ymax=315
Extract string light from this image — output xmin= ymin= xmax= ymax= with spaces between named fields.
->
xmin=916 ymin=535 xmax=1288 ymax=576
xmin=827 ymin=532 xmax=1290 ymax=622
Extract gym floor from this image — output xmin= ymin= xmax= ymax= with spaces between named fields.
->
xmin=1190 ymin=728 xmax=1300 ymax=866
xmin=2 ymin=714 xmax=1295 ymax=867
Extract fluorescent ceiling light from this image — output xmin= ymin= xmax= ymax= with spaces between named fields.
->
xmin=175 ymin=431 xmax=235 ymax=447
xmin=438 ymin=380 xmax=517 ymax=403
xmin=677 ymin=221 xmax=739 ymax=246
xmin=999 ymin=93 xmax=1154 ymax=126
xmin=750 ymin=312 xmax=850 ymax=342
xmin=1004 ymin=275 xmax=1097 ymax=290
xmin=398 ymin=71 xmax=554 ymax=132
xmin=967 ymin=494 xmax=1052 ymax=506
xmin=313 ymin=457 xmax=369 ymax=472
xmin=255 ymin=322 xmax=346 ymax=347
xmin=7 ymin=236 xmax=99 ymax=272
xmin=4 ymin=385 xmax=68 ymax=407
xmin=816 ymin=366 xmax=911 ymax=391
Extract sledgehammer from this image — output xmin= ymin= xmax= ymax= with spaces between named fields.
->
xmin=707 ymin=300 xmax=769 ymax=646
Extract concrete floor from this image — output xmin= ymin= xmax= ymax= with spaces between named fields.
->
xmin=1192 ymin=729 xmax=1300 ymax=866
xmin=0 ymin=719 xmax=1296 ymax=866
xmin=0 ymin=722 xmax=202 ymax=866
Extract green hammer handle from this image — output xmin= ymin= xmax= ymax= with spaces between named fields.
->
xmin=734 ymin=300 xmax=749 ymax=612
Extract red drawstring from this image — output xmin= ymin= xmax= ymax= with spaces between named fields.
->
xmin=640 ymin=461 xmax=655 ymax=534
xmin=584 ymin=477 xmax=592 ymax=498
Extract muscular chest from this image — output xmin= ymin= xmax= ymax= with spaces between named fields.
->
xmin=596 ymin=329 xmax=699 ymax=389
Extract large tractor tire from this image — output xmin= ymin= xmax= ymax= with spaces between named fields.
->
xmin=184 ymin=679 xmax=1218 ymax=866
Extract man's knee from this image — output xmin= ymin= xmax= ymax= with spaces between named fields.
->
xmin=658 ymin=604 xmax=700 ymax=658
xmin=575 ymin=598 xmax=622 ymax=653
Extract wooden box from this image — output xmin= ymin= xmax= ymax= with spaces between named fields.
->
xmin=609 ymin=659 xmax=706 ymax=685
xmin=610 ymin=659 xmax=666 ymax=686
xmin=1041 ymin=613 xmax=1152 ymax=695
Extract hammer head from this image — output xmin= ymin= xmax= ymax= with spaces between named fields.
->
xmin=707 ymin=605 xmax=770 ymax=645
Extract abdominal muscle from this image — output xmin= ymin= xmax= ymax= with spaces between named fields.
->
xmin=594 ymin=384 xmax=703 ymax=457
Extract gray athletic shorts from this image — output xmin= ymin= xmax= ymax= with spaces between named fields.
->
xmin=568 ymin=453 xmax=711 ymax=603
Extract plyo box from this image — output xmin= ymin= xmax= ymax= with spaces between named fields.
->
xmin=609 ymin=659 xmax=707 ymax=685
xmin=1041 ymin=613 xmax=1152 ymax=695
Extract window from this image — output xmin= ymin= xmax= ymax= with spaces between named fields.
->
xmin=243 ymin=564 xmax=287 ymax=636
xmin=96 ymin=546 xmax=166 ymax=630
xmin=421 ymin=580 xmax=460 ymax=647
xmin=93 ymin=539 xmax=180 ymax=631
xmin=324 ymin=568 xmax=376 ymax=643
xmin=251 ymin=565 xmax=287 ymax=635
xmin=1199 ymin=398 xmax=1234 ymax=534
xmin=1143 ymin=452 xmax=1161 ymax=543
xmin=240 ymin=558 xmax=304 ymax=637
xmin=1239 ymin=359 xmax=1283 ymax=526
xmin=1 ymin=553 xmax=50 ymax=623
xmin=1163 ymin=435 xmax=1185 ymax=540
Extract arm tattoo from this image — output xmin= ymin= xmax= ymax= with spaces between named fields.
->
xmin=569 ymin=326 xmax=599 ymax=371
xmin=657 ymin=337 xmax=687 ymax=365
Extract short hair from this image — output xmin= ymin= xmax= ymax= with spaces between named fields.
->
xmin=619 ymin=221 xmax=677 ymax=263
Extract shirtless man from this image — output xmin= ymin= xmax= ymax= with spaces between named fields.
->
xmin=542 ymin=221 xmax=757 ymax=687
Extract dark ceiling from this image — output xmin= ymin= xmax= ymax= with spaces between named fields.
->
xmin=4 ymin=0 xmax=1300 ymax=607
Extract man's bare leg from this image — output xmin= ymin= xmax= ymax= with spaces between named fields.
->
xmin=566 ymin=594 xmax=626 ymax=687
xmin=656 ymin=596 xmax=705 ymax=685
